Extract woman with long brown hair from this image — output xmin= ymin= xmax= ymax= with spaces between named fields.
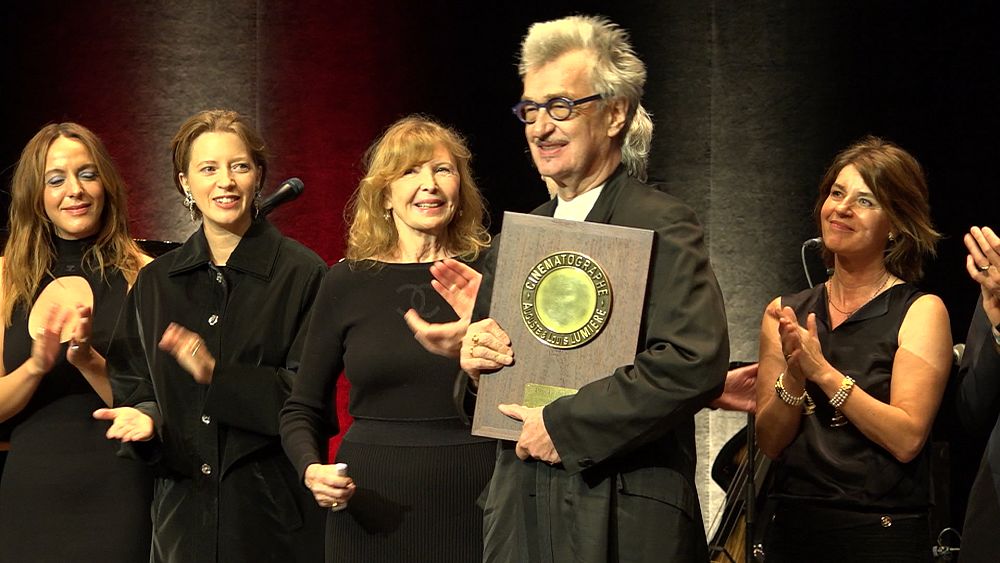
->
xmin=0 ymin=122 xmax=151 ymax=561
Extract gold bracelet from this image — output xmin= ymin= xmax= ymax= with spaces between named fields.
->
xmin=774 ymin=372 xmax=807 ymax=407
xmin=828 ymin=376 xmax=856 ymax=408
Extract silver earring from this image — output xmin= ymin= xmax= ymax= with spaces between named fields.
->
xmin=183 ymin=192 xmax=197 ymax=221
xmin=888 ymin=233 xmax=895 ymax=242
xmin=384 ymin=209 xmax=391 ymax=220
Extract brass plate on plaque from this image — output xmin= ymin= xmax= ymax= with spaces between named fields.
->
xmin=520 ymin=251 xmax=612 ymax=349
xmin=523 ymin=383 xmax=578 ymax=408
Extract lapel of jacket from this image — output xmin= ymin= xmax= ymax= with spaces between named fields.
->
xmin=584 ymin=165 xmax=628 ymax=225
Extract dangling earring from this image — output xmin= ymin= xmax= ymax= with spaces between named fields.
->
xmin=384 ymin=209 xmax=391 ymax=220
xmin=253 ymin=188 xmax=262 ymax=219
xmin=888 ymin=233 xmax=895 ymax=242
xmin=183 ymin=191 xmax=197 ymax=221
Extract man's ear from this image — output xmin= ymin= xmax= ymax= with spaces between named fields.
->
xmin=606 ymin=98 xmax=628 ymax=138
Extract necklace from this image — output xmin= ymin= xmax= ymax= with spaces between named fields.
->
xmin=826 ymin=271 xmax=890 ymax=316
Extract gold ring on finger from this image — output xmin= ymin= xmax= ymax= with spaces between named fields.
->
xmin=979 ymin=264 xmax=992 ymax=272
xmin=191 ymin=341 xmax=202 ymax=357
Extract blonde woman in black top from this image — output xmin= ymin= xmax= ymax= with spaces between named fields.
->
xmin=280 ymin=116 xmax=493 ymax=563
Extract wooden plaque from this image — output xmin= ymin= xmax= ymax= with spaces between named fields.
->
xmin=472 ymin=212 xmax=654 ymax=440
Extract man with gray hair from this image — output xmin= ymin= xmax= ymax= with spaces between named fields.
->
xmin=455 ymin=15 xmax=730 ymax=562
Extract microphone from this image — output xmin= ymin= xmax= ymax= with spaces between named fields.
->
xmin=801 ymin=237 xmax=823 ymax=288
xmin=259 ymin=178 xmax=304 ymax=216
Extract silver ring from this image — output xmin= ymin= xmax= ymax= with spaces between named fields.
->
xmin=979 ymin=264 xmax=992 ymax=272
xmin=69 ymin=344 xmax=80 ymax=351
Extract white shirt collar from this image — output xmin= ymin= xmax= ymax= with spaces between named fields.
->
xmin=553 ymin=184 xmax=605 ymax=222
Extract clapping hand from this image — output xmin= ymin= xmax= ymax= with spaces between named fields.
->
xmin=66 ymin=304 xmax=102 ymax=371
xmin=159 ymin=323 xmax=215 ymax=384
xmin=405 ymin=259 xmax=482 ymax=358
xmin=966 ymin=226 xmax=1000 ymax=326
xmin=778 ymin=307 xmax=829 ymax=384
xmin=26 ymin=304 xmax=70 ymax=377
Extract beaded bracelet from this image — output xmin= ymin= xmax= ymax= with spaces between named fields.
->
xmin=829 ymin=376 xmax=856 ymax=408
xmin=774 ymin=372 xmax=808 ymax=407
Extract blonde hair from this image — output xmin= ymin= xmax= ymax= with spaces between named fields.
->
xmin=345 ymin=116 xmax=489 ymax=262
xmin=2 ymin=123 xmax=144 ymax=325
xmin=519 ymin=15 xmax=653 ymax=181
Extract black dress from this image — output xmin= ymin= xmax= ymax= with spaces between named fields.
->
xmin=0 ymin=237 xmax=152 ymax=563
xmin=281 ymin=260 xmax=495 ymax=563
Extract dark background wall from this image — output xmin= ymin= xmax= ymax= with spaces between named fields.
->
xmin=4 ymin=1 xmax=996 ymax=358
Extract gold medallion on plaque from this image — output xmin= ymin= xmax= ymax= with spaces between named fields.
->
xmin=520 ymin=251 xmax=612 ymax=349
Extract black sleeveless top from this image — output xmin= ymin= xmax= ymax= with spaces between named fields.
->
xmin=769 ymin=282 xmax=931 ymax=511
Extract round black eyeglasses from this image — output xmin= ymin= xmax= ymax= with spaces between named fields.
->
xmin=511 ymin=94 xmax=604 ymax=124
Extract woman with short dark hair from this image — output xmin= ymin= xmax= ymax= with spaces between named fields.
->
xmin=755 ymin=137 xmax=952 ymax=562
